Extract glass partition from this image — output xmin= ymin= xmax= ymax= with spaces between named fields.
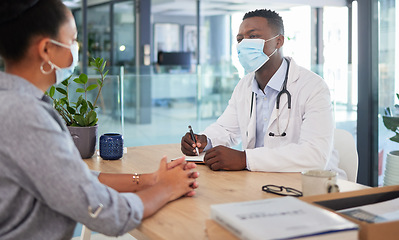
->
xmin=96 ymin=75 xmax=123 ymax=137
xmin=378 ymin=0 xmax=398 ymax=186
xmin=80 ymin=68 xmax=238 ymax=147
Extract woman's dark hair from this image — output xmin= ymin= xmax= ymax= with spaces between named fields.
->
xmin=243 ymin=9 xmax=284 ymax=35
xmin=0 ymin=0 xmax=68 ymax=62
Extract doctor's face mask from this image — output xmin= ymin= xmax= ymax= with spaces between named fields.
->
xmin=237 ymin=35 xmax=279 ymax=73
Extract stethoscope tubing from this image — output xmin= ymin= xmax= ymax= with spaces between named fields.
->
xmin=250 ymin=58 xmax=292 ymax=137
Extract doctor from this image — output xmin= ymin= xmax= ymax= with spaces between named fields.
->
xmin=181 ymin=9 xmax=345 ymax=178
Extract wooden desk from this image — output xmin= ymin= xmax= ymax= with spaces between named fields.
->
xmin=84 ymin=144 xmax=369 ymax=240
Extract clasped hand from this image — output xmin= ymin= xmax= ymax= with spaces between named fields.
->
xmin=164 ymin=156 xmax=199 ymax=198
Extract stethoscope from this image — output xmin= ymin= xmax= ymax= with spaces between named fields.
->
xmin=250 ymin=58 xmax=292 ymax=137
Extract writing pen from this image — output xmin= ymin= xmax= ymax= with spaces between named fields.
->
xmin=188 ymin=125 xmax=199 ymax=156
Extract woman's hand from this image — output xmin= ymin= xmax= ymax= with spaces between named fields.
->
xmin=136 ymin=156 xmax=199 ymax=218
xmin=167 ymin=156 xmax=199 ymax=196
xmin=98 ymin=157 xmax=198 ymax=195
xmin=155 ymin=156 xmax=198 ymax=201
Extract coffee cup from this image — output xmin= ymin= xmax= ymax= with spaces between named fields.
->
xmin=301 ymin=169 xmax=340 ymax=196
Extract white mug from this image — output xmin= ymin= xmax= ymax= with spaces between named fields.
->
xmin=301 ymin=170 xmax=340 ymax=196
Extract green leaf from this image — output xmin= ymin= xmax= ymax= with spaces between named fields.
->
xmin=90 ymin=119 xmax=98 ymax=126
xmin=390 ymin=134 xmax=399 ymax=144
xmin=76 ymin=96 xmax=83 ymax=108
xmin=59 ymin=75 xmax=72 ymax=85
xmin=73 ymin=77 xmax=84 ymax=84
xmin=73 ymin=115 xmax=86 ymax=126
xmin=102 ymin=61 xmax=107 ymax=71
xmin=397 ymin=93 xmax=399 ymax=101
xmin=61 ymin=78 xmax=69 ymax=86
xmin=87 ymin=110 xmax=97 ymax=125
xmin=97 ymin=79 xmax=102 ymax=86
xmin=103 ymin=69 xmax=109 ymax=78
xmin=59 ymin=99 xmax=67 ymax=106
xmin=76 ymin=88 xmax=85 ymax=93
xmin=79 ymin=73 xmax=88 ymax=84
xmin=56 ymin=87 xmax=67 ymax=95
xmin=49 ymin=86 xmax=55 ymax=97
xmin=67 ymin=106 xmax=76 ymax=114
xmin=88 ymin=101 xmax=94 ymax=110
xmin=87 ymin=84 xmax=98 ymax=91
xmin=80 ymin=100 xmax=88 ymax=115
xmin=383 ymin=116 xmax=399 ymax=132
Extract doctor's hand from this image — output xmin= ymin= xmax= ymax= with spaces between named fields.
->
xmin=181 ymin=133 xmax=207 ymax=156
xmin=203 ymin=145 xmax=246 ymax=171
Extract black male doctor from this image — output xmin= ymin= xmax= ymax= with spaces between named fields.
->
xmin=181 ymin=9 xmax=346 ymax=179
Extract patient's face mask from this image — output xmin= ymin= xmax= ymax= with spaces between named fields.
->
xmin=237 ymin=35 xmax=279 ymax=73
xmin=41 ymin=39 xmax=79 ymax=85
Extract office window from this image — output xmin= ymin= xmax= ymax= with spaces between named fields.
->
xmin=378 ymin=0 xmax=398 ymax=186
xmin=73 ymin=4 xmax=111 ymax=69
xmin=113 ymin=1 xmax=135 ymax=66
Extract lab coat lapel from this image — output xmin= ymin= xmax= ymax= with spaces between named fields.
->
xmin=245 ymin=91 xmax=256 ymax=149
xmin=247 ymin=110 xmax=256 ymax=149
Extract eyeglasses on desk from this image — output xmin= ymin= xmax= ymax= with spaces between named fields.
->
xmin=262 ymin=184 xmax=303 ymax=197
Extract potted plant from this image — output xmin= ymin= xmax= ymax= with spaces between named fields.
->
xmin=383 ymin=94 xmax=399 ymax=143
xmin=46 ymin=57 xmax=108 ymax=158
xmin=382 ymin=93 xmax=399 ymax=185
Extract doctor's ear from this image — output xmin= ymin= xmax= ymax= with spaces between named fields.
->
xmin=276 ymin=35 xmax=285 ymax=48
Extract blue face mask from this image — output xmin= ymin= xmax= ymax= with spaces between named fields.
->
xmin=237 ymin=35 xmax=279 ymax=73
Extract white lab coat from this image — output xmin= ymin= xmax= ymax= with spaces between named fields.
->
xmin=203 ymin=57 xmax=346 ymax=179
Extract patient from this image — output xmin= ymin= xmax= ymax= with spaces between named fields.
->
xmin=0 ymin=0 xmax=198 ymax=239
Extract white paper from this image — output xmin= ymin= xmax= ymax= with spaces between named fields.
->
xmin=185 ymin=152 xmax=205 ymax=162
xmin=172 ymin=152 xmax=205 ymax=163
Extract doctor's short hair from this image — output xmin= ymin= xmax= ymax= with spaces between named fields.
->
xmin=243 ymin=9 xmax=284 ymax=35
xmin=0 ymin=0 xmax=68 ymax=62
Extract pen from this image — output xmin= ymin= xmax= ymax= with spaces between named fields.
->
xmin=188 ymin=125 xmax=199 ymax=156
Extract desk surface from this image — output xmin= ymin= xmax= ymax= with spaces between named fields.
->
xmin=84 ymin=144 xmax=368 ymax=240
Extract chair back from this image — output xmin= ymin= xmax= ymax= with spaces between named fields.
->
xmin=334 ymin=128 xmax=358 ymax=182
